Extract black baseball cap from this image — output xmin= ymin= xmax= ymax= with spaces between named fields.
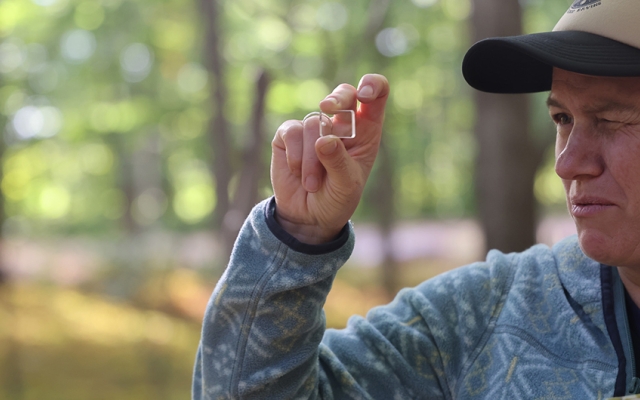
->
xmin=462 ymin=0 xmax=640 ymax=94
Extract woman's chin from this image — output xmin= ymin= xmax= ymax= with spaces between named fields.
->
xmin=577 ymin=230 xmax=619 ymax=266
xmin=576 ymin=229 xmax=640 ymax=267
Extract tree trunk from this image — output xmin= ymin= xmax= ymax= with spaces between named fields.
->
xmin=368 ymin=137 xmax=398 ymax=300
xmin=471 ymin=0 xmax=546 ymax=253
xmin=221 ymin=69 xmax=270 ymax=257
xmin=200 ymin=0 xmax=233 ymax=229
xmin=113 ymin=134 xmax=139 ymax=234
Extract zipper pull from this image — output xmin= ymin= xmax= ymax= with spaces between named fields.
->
xmin=629 ymin=376 xmax=640 ymax=394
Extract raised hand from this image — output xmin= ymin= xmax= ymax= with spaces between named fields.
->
xmin=270 ymin=74 xmax=390 ymax=244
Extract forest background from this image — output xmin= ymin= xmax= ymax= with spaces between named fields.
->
xmin=0 ymin=0 xmax=576 ymax=398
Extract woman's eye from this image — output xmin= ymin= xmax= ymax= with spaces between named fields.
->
xmin=553 ymin=113 xmax=571 ymax=125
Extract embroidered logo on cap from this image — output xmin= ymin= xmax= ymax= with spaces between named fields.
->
xmin=567 ymin=0 xmax=601 ymax=13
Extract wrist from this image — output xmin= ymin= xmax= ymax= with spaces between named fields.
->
xmin=265 ymin=198 xmax=350 ymax=254
xmin=275 ymin=214 xmax=341 ymax=245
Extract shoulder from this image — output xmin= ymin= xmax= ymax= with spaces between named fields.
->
xmin=409 ymin=240 xmax=557 ymax=310
xmin=392 ymin=239 xmax=590 ymax=349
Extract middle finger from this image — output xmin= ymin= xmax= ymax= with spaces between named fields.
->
xmin=301 ymin=113 xmax=329 ymax=193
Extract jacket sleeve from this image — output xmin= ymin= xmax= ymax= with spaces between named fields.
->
xmin=192 ymin=198 xmax=513 ymax=399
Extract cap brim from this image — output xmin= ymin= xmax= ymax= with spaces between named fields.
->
xmin=462 ymin=30 xmax=640 ymax=94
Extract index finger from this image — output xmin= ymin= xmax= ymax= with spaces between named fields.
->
xmin=319 ymin=83 xmax=358 ymax=126
xmin=318 ymin=74 xmax=389 ymax=125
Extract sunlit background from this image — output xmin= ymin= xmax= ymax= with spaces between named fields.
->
xmin=0 ymin=0 xmax=574 ymax=398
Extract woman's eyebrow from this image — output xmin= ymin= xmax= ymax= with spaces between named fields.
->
xmin=546 ymin=95 xmax=638 ymax=114
xmin=546 ymin=95 xmax=563 ymax=109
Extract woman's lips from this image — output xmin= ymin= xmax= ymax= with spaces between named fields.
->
xmin=570 ymin=197 xmax=616 ymax=217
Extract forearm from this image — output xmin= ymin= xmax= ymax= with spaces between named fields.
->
xmin=193 ymin=197 xmax=353 ymax=399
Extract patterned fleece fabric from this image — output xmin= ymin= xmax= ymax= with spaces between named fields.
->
xmin=192 ymin=198 xmax=628 ymax=399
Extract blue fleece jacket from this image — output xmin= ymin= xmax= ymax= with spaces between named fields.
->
xmin=192 ymin=198 xmax=638 ymax=399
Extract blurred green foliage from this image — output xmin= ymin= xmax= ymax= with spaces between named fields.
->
xmin=0 ymin=0 xmax=569 ymax=238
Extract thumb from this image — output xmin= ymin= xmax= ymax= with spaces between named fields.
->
xmin=315 ymin=136 xmax=355 ymax=187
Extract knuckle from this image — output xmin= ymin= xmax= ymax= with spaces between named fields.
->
xmin=277 ymin=122 xmax=302 ymax=143
xmin=278 ymin=120 xmax=302 ymax=134
xmin=272 ymin=134 xmax=285 ymax=151
xmin=271 ymin=133 xmax=281 ymax=147
xmin=335 ymin=83 xmax=354 ymax=92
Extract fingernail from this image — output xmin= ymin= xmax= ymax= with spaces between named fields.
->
xmin=358 ymin=85 xmax=373 ymax=98
xmin=305 ymin=175 xmax=319 ymax=192
xmin=319 ymin=139 xmax=338 ymax=155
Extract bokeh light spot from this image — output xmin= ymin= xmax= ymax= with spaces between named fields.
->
xmin=39 ymin=106 xmax=63 ymax=137
xmin=177 ymin=63 xmax=208 ymax=94
xmin=32 ymin=0 xmax=57 ymax=5
xmin=173 ymin=184 xmax=214 ymax=224
xmin=60 ymin=29 xmax=96 ymax=64
xmin=376 ymin=28 xmax=408 ymax=57
xmin=115 ymin=101 xmax=138 ymax=132
xmin=0 ymin=40 xmax=25 ymax=73
xmin=411 ymin=0 xmax=438 ymax=7
xmin=296 ymin=79 xmax=329 ymax=111
xmin=0 ymin=2 xmax=24 ymax=37
xmin=316 ymin=3 xmax=348 ymax=31
xmin=169 ymin=157 xmax=216 ymax=224
xmin=2 ymin=169 xmax=31 ymax=201
xmin=152 ymin=19 xmax=195 ymax=51
xmin=267 ymin=81 xmax=297 ymax=114
xmin=288 ymin=5 xmax=317 ymax=32
xmin=535 ymin=154 xmax=565 ymax=206
xmin=12 ymin=106 xmax=42 ymax=139
xmin=12 ymin=105 xmax=63 ymax=139
xmin=257 ymin=17 xmax=292 ymax=52
xmin=120 ymin=43 xmax=153 ymax=83
xmin=442 ymin=0 xmax=472 ymax=21
xmin=39 ymin=184 xmax=71 ymax=219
